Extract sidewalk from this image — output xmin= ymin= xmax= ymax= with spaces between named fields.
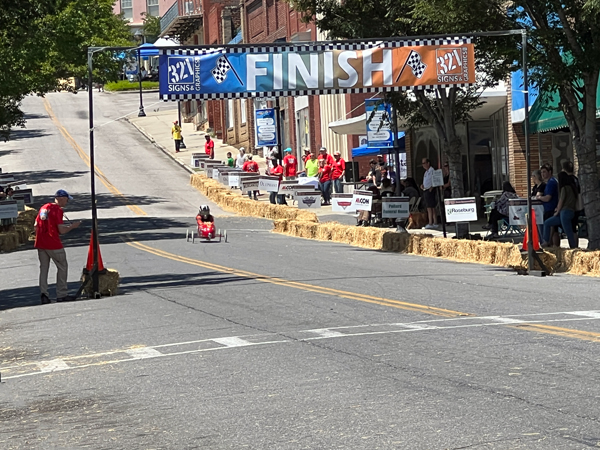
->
xmin=125 ymin=110 xmax=586 ymax=247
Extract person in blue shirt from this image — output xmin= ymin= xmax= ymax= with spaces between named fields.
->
xmin=536 ymin=163 xmax=559 ymax=246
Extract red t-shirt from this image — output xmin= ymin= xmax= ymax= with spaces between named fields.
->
xmin=34 ymin=203 xmax=64 ymax=250
xmin=242 ymin=161 xmax=259 ymax=173
xmin=318 ymin=154 xmax=335 ymax=166
xmin=319 ymin=165 xmax=332 ymax=182
xmin=283 ymin=155 xmax=297 ymax=177
xmin=332 ymin=158 xmax=346 ymax=180
xmin=270 ymin=164 xmax=284 ymax=181
xmin=205 ymin=139 xmax=214 ymax=157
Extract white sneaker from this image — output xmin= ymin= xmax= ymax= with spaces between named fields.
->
xmin=431 ymin=224 xmax=440 ymax=229
xmin=424 ymin=224 xmax=433 ymax=229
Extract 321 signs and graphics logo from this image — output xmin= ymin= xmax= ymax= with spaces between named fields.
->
xmin=436 ymin=47 xmax=469 ymax=83
xmin=167 ymin=56 xmax=201 ymax=92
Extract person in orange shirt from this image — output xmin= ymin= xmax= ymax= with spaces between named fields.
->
xmin=282 ymin=148 xmax=297 ymax=180
xmin=331 ymin=151 xmax=346 ymax=193
xmin=204 ymin=134 xmax=215 ymax=159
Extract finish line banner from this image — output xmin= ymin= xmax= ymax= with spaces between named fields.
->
xmin=159 ymin=39 xmax=475 ymax=100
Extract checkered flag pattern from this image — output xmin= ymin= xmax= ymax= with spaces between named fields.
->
xmin=211 ymin=56 xmax=232 ymax=84
xmin=406 ymin=50 xmax=427 ymax=79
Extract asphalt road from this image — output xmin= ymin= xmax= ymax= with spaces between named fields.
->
xmin=2 ymin=92 xmax=600 ymax=449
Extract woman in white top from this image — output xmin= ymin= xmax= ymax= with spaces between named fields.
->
xmin=235 ymin=148 xmax=246 ymax=169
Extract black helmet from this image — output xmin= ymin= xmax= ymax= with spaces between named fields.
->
xmin=199 ymin=205 xmax=210 ymax=215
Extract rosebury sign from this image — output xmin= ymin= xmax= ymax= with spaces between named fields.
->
xmin=444 ymin=197 xmax=478 ymax=222
xmin=158 ymin=39 xmax=475 ymax=100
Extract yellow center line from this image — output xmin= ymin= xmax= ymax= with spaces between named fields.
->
xmin=127 ymin=240 xmax=472 ymax=317
xmin=43 ymin=98 xmax=147 ymax=216
xmin=126 ymin=240 xmax=600 ymax=343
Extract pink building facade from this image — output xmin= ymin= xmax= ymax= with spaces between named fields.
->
xmin=113 ymin=0 xmax=177 ymax=28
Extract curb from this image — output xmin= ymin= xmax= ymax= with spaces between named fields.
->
xmin=105 ymin=89 xmax=160 ymax=95
xmin=125 ymin=117 xmax=194 ymax=175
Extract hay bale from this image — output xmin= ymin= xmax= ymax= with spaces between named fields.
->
xmin=288 ymin=221 xmax=318 ymax=239
xmin=381 ymin=231 xmax=411 ymax=253
xmin=315 ymin=221 xmax=339 ymax=241
xmin=0 ymin=232 xmax=19 ymax=252
xmin=81 ymin=268 xmax=120 ymax=297
xmin=272 ymin=220 xmax=288 ymax=233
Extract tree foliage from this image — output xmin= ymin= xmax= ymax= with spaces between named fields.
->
xmin=290 ymin=0 xmax=516 ymax=197
xmin=0 ymin=0 xmax=133 ymax=140
xmin=142 ymin=13 xmax=162 ymax=44
xmin=508 ymin=0 xmax=600 ymax=249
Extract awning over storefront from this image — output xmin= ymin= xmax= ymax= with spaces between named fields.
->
xmin=351 ymin=134 xmax=405 ymax=157
xmin=528 ymin=81 xmax=600 ymax=134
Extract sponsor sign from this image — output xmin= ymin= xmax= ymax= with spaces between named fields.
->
xmin=508 ymin=199 xmax=545 ymax=225
xmin=228 ymin=172 xmax=240 ymax=187
xmin=365 ymin=100 xmax=393 ymax=147
xmin=159 ymin=42 xmax=475 ymax=100
xmin=10 ymin=188 xmax=32 ymax=205
xmin=278 ymin=180 xmax=303 ymax=195
xmin=258 ymin=176 xmax=280 ymax=192
xmin=12 ymin=195 xmax=25 ymax=212
xmin=256 ymin=109 xmax=279 ymax=146
xmin=191 ymin=153 xmax=209 ymax=168
xmin=240 ymin=176 xmax=260 ymax=191
xmin=444 ymin=197 xmax=478 ymax=222
xmin=296 ymin=191 xmax=321 ymax=209
xmin=432 ymin=169 xmax=444 ymax=187
xmin=382 ymin=197 xmax=410 ymax=219
xmin=353 ymin=189 xmax=373 ymax=212
xmin=331 ymin=193 xmax=355 ymax=212
xmin=0 ymin=200 xmax=18 ymax=220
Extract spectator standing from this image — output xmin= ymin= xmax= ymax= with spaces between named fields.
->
xmin=401 ymin=178 xmax=420 ymax=200
xmin=305 ymin=153 xmax=319 ymax=178
xmin=35 ymin=190 xmax=81 ymax=304
xmin=318 ymin=147 xmax=335 ymax=165
xmin=171 ymin=121 xmax=182 ymax=153
xmin=531 ymin=169 xmax=546 ymax=198
xmin=367 ymin=159 xmax=381 ymax=185
xmin=420 ymin=158 xmax=438 ymax=229
xmin=269 ymin=158 xmax=286 ymax=205
xmin=283 ymin=148 xmax=298 ymax=180
xmin=542 ymin=171 xmax=578 ymax=248
xmin=562 ymin=160 xmax=583 ymax=245
xmin=482 ymin=181 xmax=518 ymax=238
xmin=376 ymin=154 xmax=385 ymax=169
xmin=226 ymin=152 xmax=234 ymax=167
xmin=302 ymin=148 xmax=311 ymax=164
xmin=536 ymin=163 xmax=559 ymax=246
xmin=235 ymin=148 xmax=246 ymax=169
xmin=140 ymin=67 xmax=148 ymax=80
xmin=318 ymin=158 xmax=332 ymax=205
xmin=205 ymin=134 xmax=215 ymax=159
xmin=332 ymin=151 xmax=346 ymax=193
xmin=242 ymin=155 xmax=260 ymax=200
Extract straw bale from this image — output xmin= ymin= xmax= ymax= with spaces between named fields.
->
xmin=0 ymin=232 xmax=19 ymax=252
xmin=493 ymin=242 xmax=517 ymax=267
xmin=288 ymin=221 xmax=318 ymax=239
xmin=564 ymin=250 xmax=600 ymax=276
xmin=272 ymin=220 xmax=288 ymax=233
xmin=81 ymin=268 xmax=120 ymax=297
xmin=381 ymin=231 xmax=411 ymax=253
xmin=315 ymin=221 xmax=339 ymax=241
xmin=328 ymin=223 xmax=356 ymax=244
xmin=438 ymin=239 xmax=465 ymax=260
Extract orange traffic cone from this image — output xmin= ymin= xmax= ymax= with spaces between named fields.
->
xmin=522 ymin=208 xmax=541 ymax=251
xmin=85 ymin=232 xmax=105 ymax=272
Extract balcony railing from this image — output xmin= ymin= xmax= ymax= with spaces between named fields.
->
xmin=160 ymin=0 xmax=202 ymax=38
xmin=160 ymin=2 xmax=179 ymax=35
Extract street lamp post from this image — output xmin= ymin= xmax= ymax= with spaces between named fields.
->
xmin=134 ymin=30 xmax=146 ymax=117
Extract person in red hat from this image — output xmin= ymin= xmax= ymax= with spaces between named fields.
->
xmin=171 ymin=120 xmax=182 ymax=152
xmin=35 ymin=190 xmax=81 ymax=304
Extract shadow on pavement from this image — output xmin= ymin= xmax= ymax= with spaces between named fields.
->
xmin=9 ymin=170 xmax=88 ymax=187
xmin=119 ymin=272 xmax=249 ymax=294
xmin=0 ymin=283 xmax=82 ymax=311
xmin=8 ymin=128 xmax=51 ymax=141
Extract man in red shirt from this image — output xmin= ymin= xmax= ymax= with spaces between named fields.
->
xmin=35 ymin=189 xmax=81 ymax=304
xmin=282 ymin=148 xmax=297 ymax=180
xmin=268 ymin=158 xmax=287 ymax=205
xmin=242 ymin=154 xmax=260 ymax=200
xmin=318 ymin=146 xmax=335 ymax=166
xmin=331 ymin=151 xmax=346 ymax=193
xmin=318 ymin=158 xmax=333 ymax=205
xmin=205 ymin=134 xmax=215 ymax=159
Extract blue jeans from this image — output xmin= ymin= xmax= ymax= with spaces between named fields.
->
xmin=543 ymin=209 xmax=576 ymax=248
xmin=333 ymin=178 xmax=343 ymax=194
xmin=319 ymin=180 xmax=332 ymax=204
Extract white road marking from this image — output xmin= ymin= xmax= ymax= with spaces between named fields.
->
xmin=126 ymin=347 xmax=163 ymax=359
xmin=5 ymin=309 xmax=600 ymax=380
xmin=565 ymin=311 xmax=600 ymax=319
xmin=212 ymin=337 xmax=253 ymax=347
xmin=37 ymin=359 xmax=69 ymax=373
xmin=306 ymin=329 xmax=346 ymax=338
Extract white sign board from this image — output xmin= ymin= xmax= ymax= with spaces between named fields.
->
xmin=278 ymin=181 xmax=303 ymax=195
xmin=331 ymin=193 xmax=355 ymax=213
xmin=353 ymin=190 xmax=373 ymax=212
xmin=191 ymin=153 xmax=209 ymax=168
xmin=508 ymin=199 xmax=545 ymax=225
xmin=444 ymin=197 xmax=478 ymax=222
xmin=382 ymin=197 xmax=410 ymax=219
xmin=296 ymin=191 xmax=321 ymax=209
xmin=0 ymin=201 xmax=18 ymax=220
xmin=228 ymin=173 xmax=240 ymax=187
xmin=432 ymin=169 xmax=444 ymax=187
xmin=297 ymin=176 xmax=320 ymax=190
xmin=240 ymin=176 xmax=260 ymax=191
xmin=258 ymin=176 xmax=280 ymax=193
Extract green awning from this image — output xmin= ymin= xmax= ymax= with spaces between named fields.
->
xmin=529 ymin=81 xmax=600 ymax=134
